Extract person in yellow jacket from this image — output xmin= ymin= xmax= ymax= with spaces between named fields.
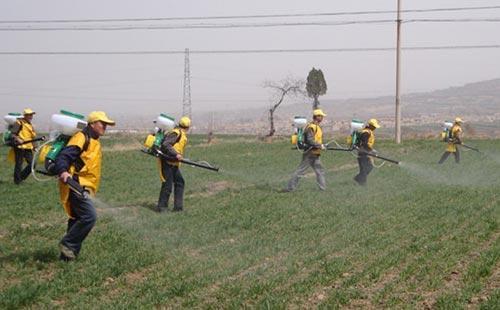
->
xmin=438 ymin=117 xmax=463 ymax=164
xmin=155 ymin=116 xmax=191 ymax=212
xmin=54 ymin=111 xmax=115 ymax=261
xmin=10 ymin=108 xmax=37 ymax=184
xmin=354 ymin=118 xmax=380 ymax=186
xmin=285 ymin=109 xmax=327 ymax=191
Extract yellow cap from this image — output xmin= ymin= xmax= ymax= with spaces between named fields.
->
xmin=87 ymin=111 xmax=115 ymax=125
xmin=313 ymin=109 xmax=327 ymax=117
xmin=179 ymin=116 xmax=191 ymax=128
xmin=23 ymin=108 xmax=35 ymax=115
xmin=455 ymin=117 xmax=463 ymax=123
xmin=368 ymin=118 xmax=381 ymax=129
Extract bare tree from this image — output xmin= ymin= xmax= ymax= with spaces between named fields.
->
xmin=263 ymin=77 xmax=305 ymax=137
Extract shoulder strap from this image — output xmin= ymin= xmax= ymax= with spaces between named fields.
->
xmin=13 ymin=119 xmax=23 ymax=134
xmin=82 ymin=130 xmax=91 ymax=152
xmin=307 ymin=123 xmax=318 ymax=132
xmin=169 ymin=128 xmax=182 ymax=144
xmin=73 ymin=130 xmax=92 ymax=173
xmin=175 ymin=130 xmax=183 ymax=144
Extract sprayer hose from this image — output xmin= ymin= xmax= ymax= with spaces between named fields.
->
xmin=31 ymin=138 xmax=57 ymax=182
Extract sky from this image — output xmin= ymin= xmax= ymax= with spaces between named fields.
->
xmin=1 ymin=0 xmax=499 ymax=127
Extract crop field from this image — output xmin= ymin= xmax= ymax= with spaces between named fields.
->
xmin=0 ymin=135 xmax=499 ymax=309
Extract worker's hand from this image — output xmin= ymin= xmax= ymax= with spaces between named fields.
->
xmin=15 ymin=137 xmax=23 ymax=145
xmin=320 ymin=144 xmax=326 ymax=150
xmin=371 ymin=149 xmax=378 ymax=155
xmin=357 ymin=148 xmax=367 ymax=155
xmin=59 ymin=171 xmax=71 ymax=183
xmin=176 ymin=154 xmax=183 ymax=161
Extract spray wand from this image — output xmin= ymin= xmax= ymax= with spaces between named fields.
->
xmin=142 ymin=149 xmax=220 ymax=172
xmin=358 ymin=149 xmax=400 ymax=165
xmin=4 ymin=136 xmax=46 ymax=147
xmin=458 ymin=143 xmax=481 ymax=153
xmin=325 ymin=144 xmax=400 ymax=165
xmin=14 ymin=136 xmax=47 ymax=146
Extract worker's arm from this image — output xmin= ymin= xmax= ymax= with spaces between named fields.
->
xmin=160 ymin=132 xmax=182 ymax=159
xmin=455 ymin=128 xmax=463 ymax=144
xmin=304 ymin=127 xmax=322 ymax=149
xmin=54 ymin=146 xmax=82 ymax=182
xmin=10 ymin=122 xmax=24 ymax=145
xmin=358 ymin=132 xmax=372 ymax=152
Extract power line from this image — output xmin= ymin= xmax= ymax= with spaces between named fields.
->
xmin=1 ymin=45 xmax=500 ymax=56
xmin=1 ymin=5 xmax=499 ymax=24
xmin=405 ymin=18 xmax=500 ymax=23
xmin=1 ymin=18 xmax=500 ymax=31
xmin=0 ymin=19 xmax=395 ymax=31
xmin=2 ymin=18 xmax=500 ymax=32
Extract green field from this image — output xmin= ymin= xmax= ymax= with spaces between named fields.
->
xmin=1 ymin=135 xmax=499 ymax=309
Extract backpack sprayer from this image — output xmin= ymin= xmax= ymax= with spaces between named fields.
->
xmin=32 ymin=110 xmax=88 ymax=180
xmin=3 ymin=113 xmax=46 ymax=147
xmin=30 ymin=110 xmax=90 ymax=197
xmin=440 ymin=121 xmax=454 ymax=143
xmin=344 ymin=119 xmax=400 ymax=164
xmin=291 ymin=116 xmax=308 ymax=150
xmin=141 ymin=114 xmax=220 ymax=172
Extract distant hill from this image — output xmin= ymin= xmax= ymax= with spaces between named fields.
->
xmin=193 ymin=78 xmax=500 ymax=137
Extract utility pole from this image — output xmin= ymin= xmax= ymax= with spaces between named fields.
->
xmin=207 ymin=111 xmax=214 ymax=144
xmin=182 ymin=48 xmax=192 ymax=119
xmin=395 ymin=0 xmax=402 ymax=143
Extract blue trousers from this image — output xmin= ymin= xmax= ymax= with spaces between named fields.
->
xmin=354 ymin=155 xmax=373 ymax=186
xmin=157 ymin=161 xmax=185 ymax=211
xmin=60 ymin=190 xmax=97 ymax=255
xmin=13 ymin=148 xmax=33 ymax=184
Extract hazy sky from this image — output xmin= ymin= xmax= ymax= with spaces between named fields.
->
xmin=1 ymin=0 xmax=499 ymax=125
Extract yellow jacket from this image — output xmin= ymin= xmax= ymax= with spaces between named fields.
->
xmin=446 ymin=124 xmax=462 ymax=153
xmin=15 ymin=119 xmax=37 ymax=150
xmin=59 ymin=131 xmax=102 ymax=218
xmin=360 ymin=127 xmax=375 ymax=151
xmin=304 ymin=123 xmax=323 ymax=155
xmin=158 ymin=128 xmax=188 ymax=181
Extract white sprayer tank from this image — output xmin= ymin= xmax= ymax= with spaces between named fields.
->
xmin=51 ymin=112 xmax=88 ymax=136
xmin=156 ymin=114 xmax=175 ymax=131
xmin=293 ymin=116 xmax=307 ymax=129
xmin=350 ymin=119 xmax=365 ymax=133
xmin=443 ymin=121 xmax=453 ymax=129
xmin=4 ymin=113 xmax=22 ymax=126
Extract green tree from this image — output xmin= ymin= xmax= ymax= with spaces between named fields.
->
xmin=306 ymin=68 xmax=327 ymax=109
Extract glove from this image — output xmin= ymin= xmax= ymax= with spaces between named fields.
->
xmin=321 ymin=144 xmax=326 ymax=150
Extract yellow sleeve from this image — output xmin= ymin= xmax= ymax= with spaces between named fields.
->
xmin=67 ymin=132 xmax=86 ymax=150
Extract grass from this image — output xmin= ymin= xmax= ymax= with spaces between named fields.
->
xmin=0 ymin=134 xmax=499 ymax=308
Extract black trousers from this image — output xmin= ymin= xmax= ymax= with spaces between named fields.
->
xmin=438 ymin=150 xmax=460 ymax=164
xmin=13 ymin=148 xmax=33 ymax=184
xmin=157 ymin=160 xmax=185 ymax=211
xmin=354 ymin=155 xmax=373 ymax=186
xmin=60 ymin=190 xmax=97 ymax=256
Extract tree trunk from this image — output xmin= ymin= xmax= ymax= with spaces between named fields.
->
xmin=313 ymin=96 xmax=320 ymax=109
xmin=268 ymin=108 xmax=275 ymax=136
